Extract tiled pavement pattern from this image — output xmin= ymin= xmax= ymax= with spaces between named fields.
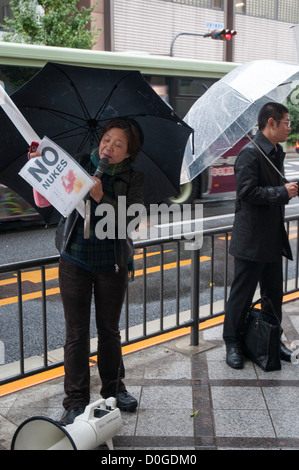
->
xmin=1 ymin=299 xmax=299 ymax=451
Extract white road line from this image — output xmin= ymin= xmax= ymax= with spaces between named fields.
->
xmin=156 ymin=203 xmax=299 ymax=228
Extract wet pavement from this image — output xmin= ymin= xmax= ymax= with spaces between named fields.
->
xmin=1 ymin=299 xmax=299 ymax=452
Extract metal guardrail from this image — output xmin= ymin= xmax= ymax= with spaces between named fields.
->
xmin=0 ymin=215 xmax=299 ymax=386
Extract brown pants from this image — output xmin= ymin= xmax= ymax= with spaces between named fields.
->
xmin=59 ymin=257 xmax=128 ymax=410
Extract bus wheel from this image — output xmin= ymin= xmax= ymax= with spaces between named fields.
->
xmin=165 ymin=179 xmax=199 ymax=205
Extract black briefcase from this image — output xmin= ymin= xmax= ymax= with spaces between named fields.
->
xmin=243 ymin=297 xmax=282 ymax=372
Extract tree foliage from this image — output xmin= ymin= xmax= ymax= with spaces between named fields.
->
xmin=286 ymin=86 xmax=299 ymax=145
xmin=0 ymin=0 xmax=101 ymax=49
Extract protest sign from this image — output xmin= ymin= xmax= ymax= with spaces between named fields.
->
xmin=19 ymin=137 xmax=95 ymax=217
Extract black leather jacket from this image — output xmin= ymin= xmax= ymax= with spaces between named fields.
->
xmin=229 ymin=131 xmax=292 ymax=262
xmin=55 ymin=167 xmax=144 ymax=270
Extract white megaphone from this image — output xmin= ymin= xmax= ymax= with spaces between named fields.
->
xmin=11 ymin=397 xmax=121 ymax=451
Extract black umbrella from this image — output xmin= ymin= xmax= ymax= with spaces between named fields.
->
xmin=0 ymin=62 xmax=192 ymax=223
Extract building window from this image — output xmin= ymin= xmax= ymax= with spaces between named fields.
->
xmin=240 ymin=0 xmax=299 ymax=23
xmin=245 ymin=0 xmax=276 ymax=20
xmin=235 ymin=1 xmax=246 ymax=14
xmin=212 ymin=0 xmax=223 ymax=9
xmin=164 ymin=1 xmax=212 ymax=8
xmin=278 ymin=0 xmax=299 ymax=24
xmin=1 ymin=4 xmax=12 ymax=22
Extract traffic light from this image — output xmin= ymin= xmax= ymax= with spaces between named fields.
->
xmin=210 ymin=29 xmax=237 ymax=40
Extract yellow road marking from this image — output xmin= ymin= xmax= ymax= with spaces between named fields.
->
xmin=0 ymin=287 xmax=61 ymax=306
xmin=134 ymin=256 xmax=210 ymax=277
xmin=0 ymin=267 xmax=59 ymax=286
xmin=0 ymin=251 xmax=172 ymax=287
xmin=0 ymin=254 xmax=211 ymax=306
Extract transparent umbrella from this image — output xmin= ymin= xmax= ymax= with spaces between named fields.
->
xmin=181 ymin=59 xmax=299 ymax=184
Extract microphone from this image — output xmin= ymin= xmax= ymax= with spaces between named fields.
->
xmin=84 ymin=157 xmax=109 ymax=240
xmin=94 ymin=157 xmax=109 ymax=178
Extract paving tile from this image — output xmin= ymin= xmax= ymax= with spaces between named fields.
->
xmin=213 ymin=409 xmax=276 ymax=438
xmin=263 ymin=386 xmax=299 ymax=409
xmin=139 ymin=385 xmax=192 ymax=410
xmin=211 ymin=386 xmax=267 ymax=410
xmin=207 ymin=360 xmax=257 ymax=380
xmin=270 ymin=409 xmax=299 ymax=438
xmin=135 ymin=409 xmax=194 ymax=437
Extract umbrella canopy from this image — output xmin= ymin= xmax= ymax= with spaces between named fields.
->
xmin=181 ymin=59 xmax=299 ymax=184
xmin=0 ymin=62 xmax=192 ymax=223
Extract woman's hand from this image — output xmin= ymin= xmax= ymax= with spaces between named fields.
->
xmin=28 ymin=151 xmax=43 ymax=158
xmin=89 ymin=176 xmax=104 ymax=203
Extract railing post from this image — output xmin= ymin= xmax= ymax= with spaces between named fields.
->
xmin=190 ymin=248 xmax=200 ymax=346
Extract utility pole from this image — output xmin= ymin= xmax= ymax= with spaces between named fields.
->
xmin=224 ymin=0 xmax=235 ymax=62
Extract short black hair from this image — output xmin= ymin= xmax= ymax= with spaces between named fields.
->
xmin=258 ymin=102 xmax=289 ymax=130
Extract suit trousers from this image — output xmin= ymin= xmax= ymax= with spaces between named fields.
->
xmin=59 ymin=257 xmax=128 ymax=411
xmin=223 ymin=257 xmax=283 ymax=342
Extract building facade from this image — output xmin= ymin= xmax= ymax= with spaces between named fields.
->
xmin=109 ymin=0 xmax=298 ymax=63
xmin=0 ymin=0 xmax=298 ymax=64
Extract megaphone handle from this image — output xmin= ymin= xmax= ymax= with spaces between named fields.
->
xmin=80 ymin=398 xmax=107 ymax=421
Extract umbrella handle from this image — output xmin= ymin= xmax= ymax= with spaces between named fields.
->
xmin=84 ymin=199 xmax=91 ymax=239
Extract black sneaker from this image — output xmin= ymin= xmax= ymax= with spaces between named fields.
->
xmin=116 ymin=390 xmax=138 ymax=412
xmin=60 ymin=407 xmax=85 ymax=426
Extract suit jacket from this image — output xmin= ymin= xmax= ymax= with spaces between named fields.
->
xmin=229 ymin=131 xmax=292 ymax=262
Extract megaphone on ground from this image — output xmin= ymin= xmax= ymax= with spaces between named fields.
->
xmin=11 ymin=398 xmax=121 ymax=450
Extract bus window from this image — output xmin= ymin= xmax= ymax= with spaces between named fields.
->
xmin=0 ymin=66 xmax=39 ymax=94
xmin=202 ymin=138 xmax=249 ymax=196
xmin=0 ymin=184 xmax=37 ymax=222
xmin=173 ymin=77 xmax=219 ymax=118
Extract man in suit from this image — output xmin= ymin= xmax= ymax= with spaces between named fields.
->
xmin=224 ymin=102 xmax=298 ymax=369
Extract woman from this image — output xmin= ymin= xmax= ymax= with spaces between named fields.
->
xmin=33 ymin=118 xmax=144 ymax=424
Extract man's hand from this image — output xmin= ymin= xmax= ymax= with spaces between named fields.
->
xmin=285 ymin=182 xmax=298 ymax=198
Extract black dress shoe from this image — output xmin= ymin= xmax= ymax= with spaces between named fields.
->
xmin=60 ymin=407 xmax=85 ymax=426
xmin=226 ymin=342 xmax=244 ymax=369
xmin=116 ymin=390 xmax=138 ymax=412
xmin=280 ymin=341 xmax=292 ymax=362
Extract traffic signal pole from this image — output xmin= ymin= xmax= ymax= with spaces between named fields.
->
xmin=170 ymin=29 xmax=236 ymax=57
xmin=224 ymin=0 xmax=235 ymax=62
xmin=170 ymin=32 xmax=210 ymax=57
xmin=169 ymin=1 xmax=236 ymax=59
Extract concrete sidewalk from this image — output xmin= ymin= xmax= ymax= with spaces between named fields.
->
xmin=1 ymin=299 xmax=299 ymax=451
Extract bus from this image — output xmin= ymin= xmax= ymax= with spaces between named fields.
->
xmin=0 ymin=42 xmax=240 ymax=222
